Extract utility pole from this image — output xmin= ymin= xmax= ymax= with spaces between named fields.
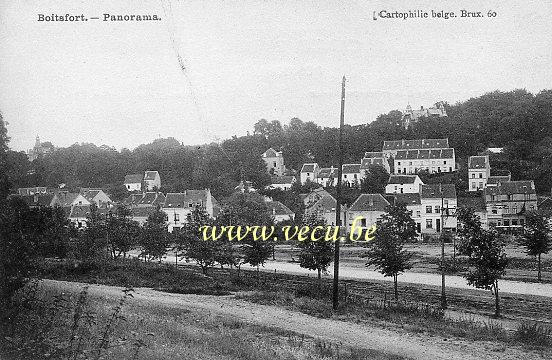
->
xmin=440 ymin=184 xmax=447 ymax=309
xmin=333 ymin=75 xmax=346 ymax=310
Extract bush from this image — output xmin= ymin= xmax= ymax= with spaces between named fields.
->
xmin=515 ymin=322 xmax=552 ymax=347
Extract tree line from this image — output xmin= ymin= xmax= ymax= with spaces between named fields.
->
xmin=2 ymin=89 xmax=552 ymax=200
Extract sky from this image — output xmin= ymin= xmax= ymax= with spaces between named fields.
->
xmin=1 ymin=0 xmax=551 ymax=152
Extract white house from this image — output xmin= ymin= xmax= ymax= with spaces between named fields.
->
xmin=394 ymin=148 xmax=455 ymax=175
xmin=124 ymin=174 xmax=143 ymax=192
xmin=420 ymin=184 xmax=457 ymax=235
xmin=316 ymin=167 xmax=338 ymax=187
xmin=342 ymin=164 xmax=362 ymax=187
xmin=385 ymin=175 xmax=424 ymax=194
xmin=347 ymin=194 xmax=389 ymax=231
xmin=262 ymin=148 xmax=286 ymax=176
xmin=300 ymin=163 xmax=320 ymax=184
xmin=162 ymin=189 xmax=216 ymax=232
xmin=468 ymin=155 xmax=490 ymax=191
xmin=266 ymin=200 xmax=295 ymax=222
xmin=268 ymin=175 xmax=295 ymax=191
xmin=144 ymin=171 xmax=161 ymax=191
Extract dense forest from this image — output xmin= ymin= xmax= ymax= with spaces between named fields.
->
xmin=2 ymin=89 xmax=552 ymax=200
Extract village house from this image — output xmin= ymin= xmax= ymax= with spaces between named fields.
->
xmin=124 ymin=174 xmax=143 ymax=192
xmin=385 ymin=175 xmax=424 ymax=194
xmin=261 ymin=148 xmax=286 ymax=176
xmin=316 ymin=167 xmax=338 ymax=187
xmin=300 ymin=163 xmax=320 ymax=184
xmin=304 ymin=193 xmax=347 ymax=226
xmin=17 ymin=193 xmax=55 ymax=209
xmin=80 ymin=188 xmax=113 ymax=208
xmin=468 ymin=155 xmax=491 ymax=191
xmin=300 ymin=187 xmax=331 ymax=208
xmin=484 ymin=180 xmax=537 ymax=229
xmin=342 ymin=163 xmax=362 ymax=187
xmin=265 ymin=200 xmax=295 ymax=222
xmin=144 ymin=171 xmax=161 ymax=191
xmin=486 ymin=174 xmax=512 ymax=187
xmin=394 ymin=148 xmax=455 ymax=175
xmin=135 ymin=192 xmax=166 ymax=207
xmin=162 ymin=189 xmax=217 ymax=232
xmin=382 ymin=138 xmax=450 ymax=159
xmin=361 ymin=152 xmax=390 ymax=173
xmin=347 ymin=194 xmax=389 ymax=231
xmin=401 ymin=103 xmax=447 ymax=128
xmin=420 ymin=184 xmax=457 ymax=235
xmin=51 ymin=191 xmax=91 ymax=207
xmin=268 ymin=175 xmax=295 ymax=191
xmin=130 ymin=207 xmax=156 ymax=226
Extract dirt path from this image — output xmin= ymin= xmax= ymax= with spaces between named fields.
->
xmin=43 ymin=279 xmax=547 ymax=360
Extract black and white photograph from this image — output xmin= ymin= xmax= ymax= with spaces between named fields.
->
xmin=1 ymin=1 xmax=551 ymax=359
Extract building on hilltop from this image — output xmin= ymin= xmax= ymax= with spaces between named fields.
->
xmin=401 ymin=102 xmax=447 ymax=128
xmin=262 ymin=148 xmax=286 ymax=176
xmin=27 ymin=135 xmax=54 ymax=161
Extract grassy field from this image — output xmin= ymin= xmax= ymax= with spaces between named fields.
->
xmin=33 ymin=257 xmax=552 ymax=351
xmin=0 ymin=280 xmax=406 ymax=360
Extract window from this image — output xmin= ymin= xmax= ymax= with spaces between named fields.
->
xmin=409 ymin=161 xmax=412 ymax=165
xmin=520 ymin=219 xmax=525 ymax=226
xmin=512 ymin=219 xmax=518 ymax=226
xmin=444 ymin=200 xmax=449 ymax=207
xmin=435 ymin=205 xmax=440 ymax=213
xmin=472 ymin=173 xmax=475 ymax=178
xmin=360 ymin=218 xmax=367 ymax=227
xmin=530 ymin=205 xmax=534 ymax=210
xmin=479 ymin=173 xmax=483 ymax=178
xmin=344 ymin=174 xmax=347 ymax=179
xmin=472 ymin=182 xmax=476 ymax=190
xmin=416 ymin=210 xmax=421 ymax=217
xmin=354 ymin=174 xmax=357 ymax=179
xmin=307 ymin=172 xmax=310 ymax=176
xmin=492 ymin=209 xmax=497 ymax=214
xmin=174 ymin=213 xmax=180 ymax=222
xmin=189 ymin=203 xmax=193 ymax=208
xmin=273 ymin=162 xmax=276 ymax=167
xmin=503 ymin=220 xmax=510 ymax=226
xmin=444 ymin=161 xmax=447 ymax=165
xmin=426 ymin=219 xmax=433 ymax=228
xmin=479 ymin=182 xmax=483 ymax=189
xmin=426 ymin=206 xmax=432 ymax=213
xmin=398 ymin=162 xmax=401 ymax=166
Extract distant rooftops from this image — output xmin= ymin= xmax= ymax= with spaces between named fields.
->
xmin=301 ymin=163 xmax=317 ymax=173
xmin=262 ymin=148 xmax=282 ymax=158
xmin=485 ymin=181 xmax=536 ymax=196
xmin=383 ymin=138 xmax=449 ymax=151
xmin=420 ymin=184 xmax=456 ymax=199
xmin=394 ymin=148 xmax=454 ymax=160
xmin=342 ymin=164 xmax=361 ymax=174
xmin=164 ymin=190 xmax=211 ymax=208
xmin=124 ymin=174 xmax=143 ymax=184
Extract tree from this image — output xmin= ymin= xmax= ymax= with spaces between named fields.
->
xmin=182 ymin=208 xmax=219 ymax=274
xmin=360 ymin=164 xmax=389 ymax=194
xmin=297 ymin=216 xmax=334 ymax=284
xmin=108 ymin=205 xmax=140 ymax=258
xmin=217 ymin=192 xmax=275 ymax=278
xmin=140 ymin=207 xmax=169 ymax=262
xmin=457 ymin=207 xmax=508 ymax=317
xmin=363 ymin=204 xmax=416 ymax=300
xmin=519 ymin=211 xmax=551 ymax=281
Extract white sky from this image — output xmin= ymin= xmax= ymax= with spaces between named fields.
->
xmin=1 ymin=0 xmax=551 ymax=151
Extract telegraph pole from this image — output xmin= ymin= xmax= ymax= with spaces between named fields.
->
xmin=333 ymin=76 xmax=346 ymax=310
xmin=440 ymin=184 xmax=447 ymax=309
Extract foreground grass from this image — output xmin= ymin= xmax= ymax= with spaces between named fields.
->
xmin=36 ymin=258 xmax=552 ymax=352
xmin=0 ymin=281 xmax=406 ymax=360
xmin=237 ymin=290 xmax=552 ymax=352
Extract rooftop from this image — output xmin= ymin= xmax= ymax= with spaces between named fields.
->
xmin=349 ymin=194 xmax=389 ymax=212
xmin=420 ymin=184 xmax=456 ymax=199
xmin=387 ymin=175 xmax=419 ymax=185
xmin=301 ymin=163 xmax=317 ymax=173
xmin=468 ymin=156 xmax=489 ymax=169
xmin=265 ymin=201 xmax=294 ymax=216
xmin=383 ymin=138 xmax=449 ymax=151
xmin=124 ymin=174 xmax=143 ymax=184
